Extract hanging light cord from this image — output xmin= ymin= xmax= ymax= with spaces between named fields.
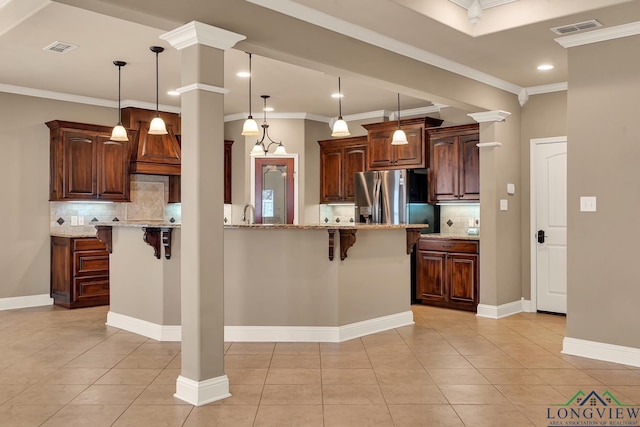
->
xmin=397 ymin=93 xmax=401 ymax=128
xmin=248 ymin=53 xmax=253 ymax=119
xmin=117 ymin=64 xmax=123 ymax=124
xmin=338 ymin=77 xmax=343 ymax=118
xmin=155 ymin=50 xmax=160 ymax=115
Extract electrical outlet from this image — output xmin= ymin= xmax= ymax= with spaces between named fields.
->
xmin=468 ymin=218 xmax=474 ymax=227
xmin=70 ymin=216 xmax=78 ymax=226
xmin=78 ymin=216 xmax=84 ymax=226
xmin=474 ymin=218 xmax=480 ymax=227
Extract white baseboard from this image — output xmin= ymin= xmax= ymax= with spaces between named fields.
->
xmin=106 ymin=311 xmax=181 ymax=342
xmin=563 ymin=337 xmax=640 ymax=368
xmin=225 ymin=310 xmax=414 ymax=343
xmin=0 ymin=294 xmax=53 ymax=311
xmin=476 ymin=300 xmax=523 ymax=319
xmin=521 ymin=298 xmax=533 ymax=312
xmin=106 ymin=310 xmax=414 ymax=343
xmin=174 ymin=374 xmax=231 ymax=406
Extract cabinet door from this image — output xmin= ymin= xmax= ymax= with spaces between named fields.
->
xmin=50 ymin=236 xmax=71 ymax=303
xmin=393 ymin=125 xmax=425 ymax=168
xmin=368 ymin=130 xmax=394 ymax=169
xmin=459 ymin=134 xmax=480 ymax=201
xmin=320 ymin=146 xmax=344 ymax=203
xmin=429 ymin=135 xmax=458 ymax=202
xmin=96 ymin=134 xmax=130 ymax=201
xmin=62 ymin=131 xmax=97 ymax=200
xmin=416 ymin=250 xmax=447 ymax=302
xmin=448 ymin=253 xmax=478 ymax=307
xmin=342 ymin=145 xmax=367 ymax=201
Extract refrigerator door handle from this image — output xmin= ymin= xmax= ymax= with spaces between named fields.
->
xmin=372 ymin=173 xmax=381 ymax=224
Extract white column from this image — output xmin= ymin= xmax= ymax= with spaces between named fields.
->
xmin=161 ymin=21 xmax=245 ymax=406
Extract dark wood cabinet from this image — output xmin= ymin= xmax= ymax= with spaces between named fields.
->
xmin=51 ymin=236 xmax=110 ymax=308
xmin=47 ymin=121 xmax=134 ymax=202
xmin=168 ymin=140 xmax=233 ymax=204
xmin=416 ymin=238 xmax=479 ymax=312
xmin=318 ymin=136 xmax=368 ymax=203
xmin=428 ymin=124 xmax=480 ymax=202
xmin=362 ymin=117 xmax=443 ymax=170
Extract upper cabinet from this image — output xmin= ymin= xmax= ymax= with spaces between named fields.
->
xmin=47 ymin=120 xmax=134 ymax=202
xmin=318 ymin=136 xmax=368 ymax=203
xmin=428 ymin=123 xmax=480 ymax=203
xmin=121 ymin=107 xmax=182 ymax=176
xmin=362 ymin=117 xmax=443 ymax=170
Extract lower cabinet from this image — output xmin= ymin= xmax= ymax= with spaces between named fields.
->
xmin=50 ymin=236 xmax=109 ymax=308
xmin=415 ymin=237 xmax=479 ymax=312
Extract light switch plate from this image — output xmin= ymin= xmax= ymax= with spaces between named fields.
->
xmin=70 ymin=216 xmax=78 ymax=226
xmin=580 ymin=196 xmax=597 ymax=212
xmin=78 ymin=216 xmax=84 ymax=226
xmin=507 ymin=183 xmax=515 ymax=195
xmin=500 ymin=199 xmax=508 ymax=211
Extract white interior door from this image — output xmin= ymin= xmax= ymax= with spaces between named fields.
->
xmin=533 ymin=138 xmax=567 ymax=313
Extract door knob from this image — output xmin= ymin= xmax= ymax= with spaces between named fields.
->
xmin=537 ymin=230 xmax=545 ymax=244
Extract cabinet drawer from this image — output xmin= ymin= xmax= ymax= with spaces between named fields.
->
xmin=418 ymin=238 xmax=478 ymax=254
xmin=74 ymin=277 xmax=109 ymax=299
xmin=73 ymin=238 xmax=107 ymax=251
xmin=74 ymin=251 xmax=109 ymax=275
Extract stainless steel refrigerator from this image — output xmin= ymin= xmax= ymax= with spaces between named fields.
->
xmin=354 ymin=170 xmax=406 ymax=224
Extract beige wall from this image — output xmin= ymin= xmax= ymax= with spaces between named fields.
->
xmin=519 ymin=91 xmax=568 ymax=299
xmin=0 ymin=93 xmax=116 ymax=299
xmin=566 ymin=36 xmax=640 ymax=348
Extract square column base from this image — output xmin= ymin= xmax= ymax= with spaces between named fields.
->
xmin=174 ymin=374 xmax=231 ymax=406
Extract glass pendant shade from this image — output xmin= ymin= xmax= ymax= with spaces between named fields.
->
xmin=110 ymin=124 xmax=128 ymax=141
xmin=242 ymin=117 xmax=260 ymax=136
xmin=391 ymin=129 xmax=409 ymax=145
xmin=273 ymin=143 xmax=287 ymax=155
xmin=149 ymin=115 xmax=168 ymax=135
xmin=331 ymin=118 xmax=350 ymax=137
xmin=251 ymin=142 xmax=266 ymax=156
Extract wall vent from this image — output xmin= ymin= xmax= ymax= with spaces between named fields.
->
xmin=551 ymin=19 xmax=601 ymax=35
xmin=43 ymin=41 xmax=78 ymax=54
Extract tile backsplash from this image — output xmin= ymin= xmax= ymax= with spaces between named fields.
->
xmin=319 ymin=204 xmax=356 ymax=225
xmin=439 ymin=204 xmax=480 ymax=236
xmin=50 ymin=175 xmax=181 ymax=235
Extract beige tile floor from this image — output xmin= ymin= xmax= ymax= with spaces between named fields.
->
xmin=1 ymin=304 xmax=639 ymax=426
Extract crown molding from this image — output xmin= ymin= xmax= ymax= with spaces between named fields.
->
xmin=160 ymin=21 xmax=246 ymax=51
xmin=224 ymin=112 xmax=331 ymax=123
xmin=176 ymin=83 xmax=229 ymax=95
xmin=389 ymin=104 xmax=445 ymax=121
xmin=555 ymin=21 xmax=640 ymax=48
xmin=247 ymin=0 xmax=522 ymax=95
xmin=526 ymin=82 xmax=568 ymax=95
xmin=476 ymin=141 xmax=503 ymax=148
xmin=468 ymin=110 xmax=511 ymax=123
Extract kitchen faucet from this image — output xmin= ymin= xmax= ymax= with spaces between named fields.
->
xmin=242 ymin=203 xmax=255 ymax=224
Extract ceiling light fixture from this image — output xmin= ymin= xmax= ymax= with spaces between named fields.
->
xmin=331 ymin=77 xmax=350 ymax=137
xmin=110 ymin=60 xmax=128 ymax=142
xmin=241 ymin=53 xmax=260 ymax=136
xmin=391 ymin=93 xmax=408 ymax=145
xmin=537 ymin=64 xmax=554 ymax=71
xmin=148 ymin=46 xmax=168 ymax=135
xmin=250 ymin=95 xmax=287 ymax=156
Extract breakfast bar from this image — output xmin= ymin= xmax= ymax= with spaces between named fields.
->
xmin=100 ymin=222 xmax=427 ymax=342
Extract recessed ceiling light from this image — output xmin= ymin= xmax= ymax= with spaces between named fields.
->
xmin=537 ymin=64 xmax=554 ymax=71
xmin=167 ymin=90 xmax=180 ymax=96
xmin=236 ymin=71 xmax=250 ymax=78
xmin=331 ymin=93 xmax=344 ymax=98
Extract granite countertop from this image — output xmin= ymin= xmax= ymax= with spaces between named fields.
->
xmin=50 ymin=231 xmax=98 ymax=238
xmin=224 ymin=223 xmax=430 ymax=230
xmin=93 ymin=220 xmax=181 ymax=228
xmin=421 ymin=233 xmax=480 ymax=241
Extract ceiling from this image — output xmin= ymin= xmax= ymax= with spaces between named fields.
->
xmin=1 ymin=0 xmax=639 ymax=123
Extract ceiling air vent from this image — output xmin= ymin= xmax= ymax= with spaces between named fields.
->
xmin=43 ymin=41 xmax=78 ymax=54
xmin=550 ymin=19 xmax=602 ymax=35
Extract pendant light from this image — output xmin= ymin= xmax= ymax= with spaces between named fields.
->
xmin=391 ymin=93 xmax=408 ymax=145
xmin=148 ymin=46 xmax=168 ymax=135
xmin=110 ymin=60 xmax=128 ymax=142
xmin=241 ymin=53 xmax=260 ymax=136
xmin=250 ymin=95 xmax=287 ymax=156
xmin=331 ymin=77 xmax=350 ymax=137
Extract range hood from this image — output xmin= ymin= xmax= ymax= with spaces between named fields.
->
xmin=121 ymin=107 xmax=181 ymax=176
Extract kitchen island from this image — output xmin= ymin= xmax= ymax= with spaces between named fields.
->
xmin=99 ymin=222 xmax=427 ymax=342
